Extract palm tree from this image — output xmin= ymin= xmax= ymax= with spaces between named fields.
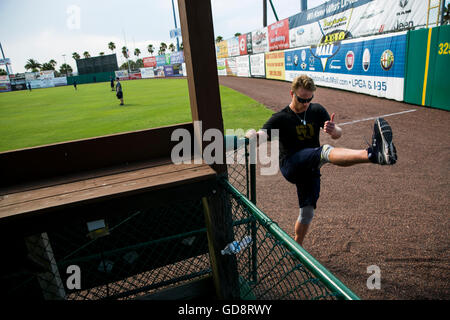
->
xmin=134 ymin=48 xmax=141 ymax=59
xmin=169 ymin=43 xmax=176 ymax=52
xmin=122 ymin=46 xmax=129 ymax=59
xmin=0 ymin=69 xmax=7 ymax=76
xmin=59 ymin=63 xmax=73 ymax=76
xmin=72 ymin=52 xmax=80 ymax=60
xmin=99 ymin=52 xmax=105 ymax=56
xmin=147 ymin=44 xmax=154 ymax=56
xmin=158 ymin=42 xmax=167 ymax=55
xmin=49 ymin=59 xmax=57 ymax=68
xmin=215 ymin=36 xmax=223 ymax=43
xmin=83 ymin=51 xmax=91 ymax=58
xmin=41 ymin=62 xmax=55 ymax=71
xmin=234 ymin=33 xmax=241 ymax=37
xmin=443 ymin=4 xmax=450 ymax=25
xmin=24 ymin=59 xmax=42 ymax=72
xmin=108 ymin=42 xmax=116 ymax=53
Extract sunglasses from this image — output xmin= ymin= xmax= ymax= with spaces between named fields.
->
xmin=294 ymin=93 xmax=314 ymax=104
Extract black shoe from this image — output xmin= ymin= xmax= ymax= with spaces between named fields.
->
xmin=368 ymin=118 xmax=397 ymax=165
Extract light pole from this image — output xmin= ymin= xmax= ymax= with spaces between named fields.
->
xmin=62 ymin=54 xmax=68 ymax=77
xmin=171 ymin=0 xmax=180 ymax=51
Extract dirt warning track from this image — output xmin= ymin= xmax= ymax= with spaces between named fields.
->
xmin=219 ymin=76 xmax=450 ymax=300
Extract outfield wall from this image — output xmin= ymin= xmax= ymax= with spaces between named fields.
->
xmin=216 ymin=26 xmax=449 ymax=111
xmin=213 ymin=0 xmax=449 ymax=111
xmin=404 ymin=25 xmax=450 ymax=111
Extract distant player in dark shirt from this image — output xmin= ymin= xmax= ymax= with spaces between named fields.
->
xmin=115 ymin=77 xmax=124 ymax=105
xmin=110 ymin=77 xmax=115 ymax=91
xmin=246 ymin=75 xmax=397 ymax=246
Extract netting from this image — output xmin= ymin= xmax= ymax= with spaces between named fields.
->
xmin=0 ymin=136 xmax=358 ymax=300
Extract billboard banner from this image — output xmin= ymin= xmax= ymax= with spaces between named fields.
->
xmin=0 ymin=83 xmax=11 ymax=92
xmin=170 ymin=51 xmax=184 ymax=64
xmin=285 ymin=32 xmax=407 ymax=100
xmin=225 ymin=57 xmax=238 ymax=76
xmin=140 ymin=67 xmax=155 ymax=79
xmin=228 ymin=37 xmax=240 ymax=57
xmin=53 ymin=77 xmax=67 ymax=87
xmin=246 ymin=32 xmax=253 ymax=55
xmin=268 ymin=18 xmax=290 ymax=51
xmin=239 ymin=34 xmax=248 ymax=55
xmin=236 ymin=55 xmax=250 ymax=77
xmin=252 ymin=27 xmax=269 ymax=54
xmin=163 ymin=65 xmax=174 ymax=77
xmin=115 ymin=70 xmax=129 ymax=80
xmin=265 ymin=51 xmax=285 ymax=80
xmin=128 ymin=72 xmax=142 ymax=80
xmin=288 ymin=0 xmax=427 ymax=50
xmin=217 ymin=58 xmax=227 ymax=76
xmin=156 ymin=55 xmax=166 ymax=67
xmin=250 ymin=53 xmax=265 ymax=78
xmin=216 ymin=41 xmax=228 ymax=59
xmin=143 ymin=56 xmax=157 ymax=68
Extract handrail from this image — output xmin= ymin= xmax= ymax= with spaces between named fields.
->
xmin=222 ymin=179 xmax=361 ymax=300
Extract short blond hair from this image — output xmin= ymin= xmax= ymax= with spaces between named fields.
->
xmin=291 ymin=75 xmax=316 ymax=92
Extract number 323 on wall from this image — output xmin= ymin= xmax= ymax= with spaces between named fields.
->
xmin=438 ymin=42 xmax=449 ymax=55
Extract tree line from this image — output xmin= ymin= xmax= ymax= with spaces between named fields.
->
xmin=4 ymin=41 xmax=183 ymax=77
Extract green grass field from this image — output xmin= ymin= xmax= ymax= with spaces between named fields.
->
xmin=0 ymin=78 xmax=273 ymax=152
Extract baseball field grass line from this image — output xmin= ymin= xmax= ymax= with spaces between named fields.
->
xmin=0 ymin=78 xmax=273 ymax=152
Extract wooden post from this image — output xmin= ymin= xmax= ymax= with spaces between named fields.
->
xmin=178 ymin=0 xmax=240 ymax=299
xmin=177 ymin=0 xmax=227 ymax=175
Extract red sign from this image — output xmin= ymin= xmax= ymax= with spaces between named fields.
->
xmin=268 ymin=18 xmax=290 ymax=51
xmin=129 ymin=73 xmax=142 ymax=80
xmin=239 ymin=34 xmax=247 ymax=55
xmin=143 ymin=56 xmax=157 ymax=68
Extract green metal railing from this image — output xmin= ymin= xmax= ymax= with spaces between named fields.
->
xmin=223 ymin=179 xmax=359 ymax=300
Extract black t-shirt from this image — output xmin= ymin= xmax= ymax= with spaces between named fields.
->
xmin=262 ymin=103 xmax=330 ymax=165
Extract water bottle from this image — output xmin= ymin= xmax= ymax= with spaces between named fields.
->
xmin=221 ymin=235 xmax=252 ymax=255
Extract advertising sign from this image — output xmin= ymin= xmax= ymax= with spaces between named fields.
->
xmin=143 ymin=56 xmax=157 ymax=68
xmin=217 ymin=58 xmax=227 ymax=76
xmin=250 ymin=53 xmax=265 ymax=78
xmin=236 ymin=55 xmax=250 ymax=77
xmin=284 ymin=32 xmax=407 ymax=100
xmin=170 ymin=51 xmax=184 ymax=64
xmin=115 ymin=70 xmax=129 ymax=80
xmin=156 ymin=55 xmax=166 ymax=67
xmin=0 ymin=58 xmax=11 ymax=65
xmin=239 ymin=34 xmax=248 ymax=56
xmin=140 ymin=67 xmax=155 ymax=79
xmin=252 ymin=27 xmax=269 ymax=54
xmin=228 ymin=37 xmax=240 ymax=57
xmin=163 ymin=65 xmax=174 ymax=77
xmin=246 ymin=32 xmax=253 ymax=55
xmin=268 ymin=18 xmax=290 ymax=51
xmin=288 ymin=0 xmax=427 ymax=50
xmin=216 ymin=41 xmax=229 ymax=59
xmin=226 ymin=57 xmax=238 ymax=76
xmin=265 ymin=51 xmax=285 ymax=80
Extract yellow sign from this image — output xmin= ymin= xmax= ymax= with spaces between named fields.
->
xmin=265 ymin=51 xmax=285 ymax=80
xmin=216 ymin=41 xmax=228 ymax=59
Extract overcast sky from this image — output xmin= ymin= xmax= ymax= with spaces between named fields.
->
xmin=0 ymin=0 xmax=329 ymax=74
